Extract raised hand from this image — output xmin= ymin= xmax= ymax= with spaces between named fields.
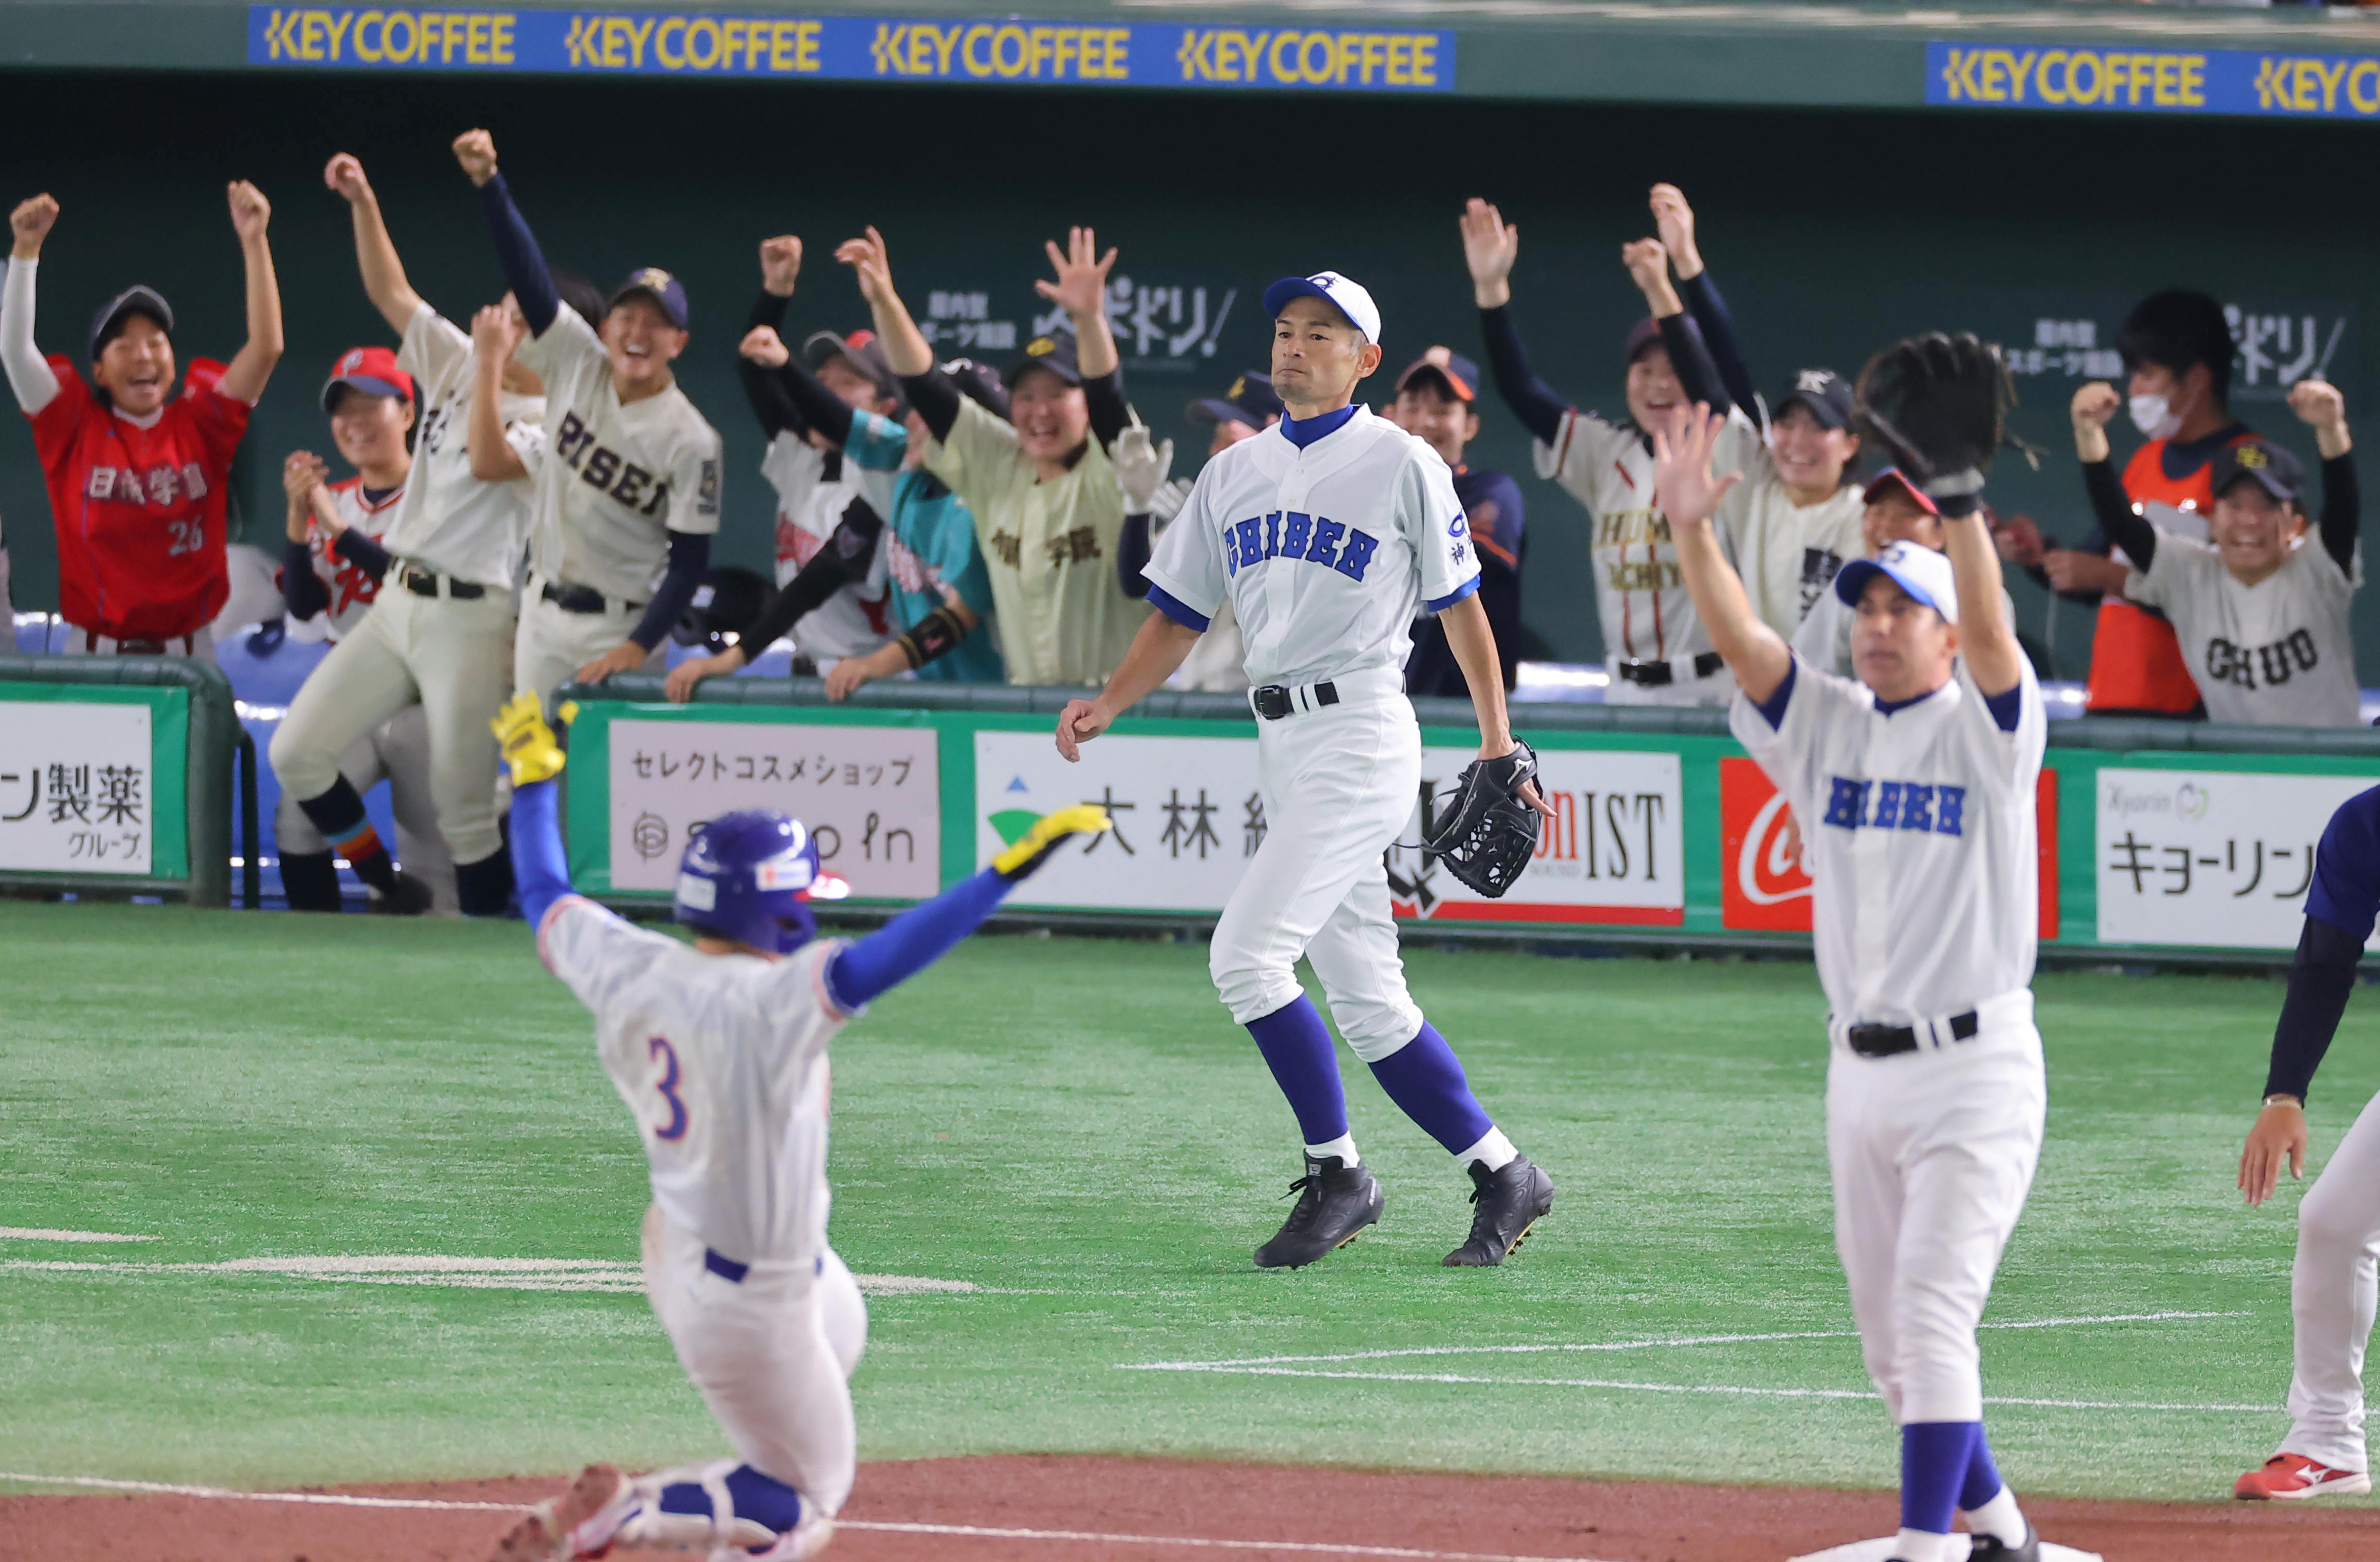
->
xmin=1459 ymin=197 xmax=1518 ymax=309
xmin=1650 ymin=404 xmax=1743 ymax=530
xmin=739 ymin=324 xmax=790 ymax=368
xmin=2071 ymin=381 xmax=2120 ymax=432
xmin=2289 ymin=376 xmax=2347 ymax=436
xmin=1648 ymin=183 xmax=1701 ymax=277
xmin=835 ymin=227 xmax=896 ymax=306
xmin=759 ymin=235 xmax=802 ymax=298
xmin=1620 ymin=238 xmax=1671 ymax=300
xmin=323 ymin=153 xmax=373 ymax=205
xmin=471 ymin=303 xmax=523 ymax=362
xmin=1034 ymin=226 xmax=1117 ymax=323
xmin=10 ymin=192 xmax=58 ymax=259
xmin=451 ymin=129 xmax=498 ymax=186
xmin=227 ymin=181 xmax=272 ymax=242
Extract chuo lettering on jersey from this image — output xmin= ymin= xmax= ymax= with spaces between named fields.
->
xmin=1822 ymin=777 xmax=1968 ymax=836
xmin=1224 ymin=511 xmax=1379 ymax=582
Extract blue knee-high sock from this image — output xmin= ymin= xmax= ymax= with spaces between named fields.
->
xmin=1247 ymin=997 xmax=1348 ymax=1148
xmin=1901 ymin=1422 xmax=1981 ymax=1535
xmin=1366 ymin=1022 xmax=1494 ymax=1157
xmin=658 ymin=1464 xmax=804 ymax=1535
xmin=1959 ymin=1425 xmax=2005 ymax=1511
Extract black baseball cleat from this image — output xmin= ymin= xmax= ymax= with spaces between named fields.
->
xmin=372 ymin=871 xmax=435 ymax=916
xmin=1965 ymin=1525 xmax=2040 ymax=1562
xmin=1443 ymin=1154 xmax=1554 ymax=1266
xmin=1254 ymin=1155 xmax=1383 ymax=1268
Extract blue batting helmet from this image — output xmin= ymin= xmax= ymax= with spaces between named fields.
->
xmin=673 ymin=811 xmax=848 ymax=955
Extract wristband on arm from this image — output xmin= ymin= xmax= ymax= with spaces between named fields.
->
xmin=894 ymin=603 xmax=971 ymax=669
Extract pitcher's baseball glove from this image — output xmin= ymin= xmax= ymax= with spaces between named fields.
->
xmin=1851 ymin=332 xmax=2015 ymax=517
xmin=1419 ymin=740 xmax=1541 ymax=898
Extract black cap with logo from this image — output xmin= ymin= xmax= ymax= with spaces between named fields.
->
xmin=1777 ymin=368 xmax=1854 ymax=430
xmin=1010 ymin=328 xmax=1083 ymax=389
xmin=2211 ymin=438 xmax=2306 ymax=504
xmin=1188 ymin=370 xmax=1284 ymax=430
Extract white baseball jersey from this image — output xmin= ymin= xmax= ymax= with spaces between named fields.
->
xmin=1535 ymin=407 xmax=1760 ymax=666
xmin=1724 ymin=470 xmax=1866 ymax=640
xmin=539 ymin=895 xmax=848 ymax=1266
xmin=1143 ymin=406 xmax=1476 ymax=687
xmin=378 ymin=302 xmax=545 ymax=588
xmin=292 ymin=476 xmax=402 ymax=640
xmin=760 ymin=433 xmax=898 ymax=663
xmin=516 ymin=304 xmax=721 ymax=604
xmin=1730 ymin=654 xmax=2045 ymax=1025
xmin=2125 ymin=535 xmax=2361 ymax=727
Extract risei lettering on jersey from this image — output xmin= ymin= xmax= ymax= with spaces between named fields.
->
xmin=1222 ymin=510 xmax=1379 ymax=582
xmin=1821 ymin=777 xmax=1969 ymax=836
xmin=551 ymin=412 xmax=670 ymax=516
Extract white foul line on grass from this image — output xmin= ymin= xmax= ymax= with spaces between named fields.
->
xmin=0 ymin=1227 xmax=154 ymax=1243
xmin=0 ymin=1256 xmax=977 ymax=1296
xmin=0 ymin=1474 xmax=1616 ymax=1561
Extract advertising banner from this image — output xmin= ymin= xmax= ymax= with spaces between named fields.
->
xmin=974 ymin=730 xmax=1263 ymax=911
xmin=1391 ymin=747 xmax=1683 ymax=925
xmin=2095 ymin=767 xmax=2372 ymax=949
xmin=0 ymin=700 xmax=155 ymax=875
xmin=1928 ymin=42 xmax=2380 ymax=122
xmin=607 ymin=718 xmax=939 ymax=898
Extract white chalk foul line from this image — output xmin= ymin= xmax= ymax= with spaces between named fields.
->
xmin=0 ymin=1474 xmax=1612 ymax=1560
xmin=0 ymin=1255 xmax=977 ymax=1296
xmin=0 ymin=1227 xmax=154 ymax=1243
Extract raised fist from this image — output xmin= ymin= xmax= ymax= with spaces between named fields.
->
xmin=9 ymin=193 xmax=58 ymax=258
xmin=759 ymin=235 xmax=802 ymax=297
xmin=2070 ymin=381 xmax=2120 ymax=432
xmin=227 ymin=181 xmax=272 ymax=241
xmin=451 ymin=129 xmax=498 ymax=186
xmin=323 ymin=153 xmax=373 ymax=205
xmin=739 ymin=325 xmax=790 ymax=368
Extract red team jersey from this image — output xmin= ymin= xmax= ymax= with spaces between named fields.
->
xmin=27 ymin=355 xmax=250 ymax=641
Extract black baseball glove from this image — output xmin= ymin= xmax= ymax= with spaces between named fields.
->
xmin=1851 ymin=332 xmax=2016 ymax=517
xmin=1418 ymin=739 xmax=1541 ymax=898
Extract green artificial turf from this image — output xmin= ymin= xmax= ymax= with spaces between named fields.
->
xmin=0 ymin=899 xmax=2371 ymax=1504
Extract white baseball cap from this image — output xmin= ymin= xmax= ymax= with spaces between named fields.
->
xmin=1262 ymin=271 xmax=1381 ymax=343
xmin=1833 ymin=539 xmax=1959 ymax=624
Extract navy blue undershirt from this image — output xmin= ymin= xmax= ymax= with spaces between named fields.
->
xmin=1278 ymin=403 xmax=1357 ymax=448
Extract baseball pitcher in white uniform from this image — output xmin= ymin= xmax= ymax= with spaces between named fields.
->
xmin=1655 ymin=333 xmax=2055 ymax=1562
xmin=488 ymin=692 xmax=1108 ymax=1561
xmin=453 ymin=131 xmax=722 ymax=709
xmin=1057 ymin=271 xmax=1556 ymax=1270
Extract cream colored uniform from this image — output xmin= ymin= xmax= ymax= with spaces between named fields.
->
xmin=513 ymin=304 xmax=722 ymax=701
xmin=272 ymin=477 xmax=457 ymax=912
xmin=1723 ymin=468 xmax=1867 ymax=641
xmin=1731 ymin=651 xmax=2047 ymax=1427
xmin=926 ymin=395 xmax=1142 ymax=686
xmin=537 ymin=894 xmax=869 ymax=1519
xmin=268 ymin=304 xmax=538 ymax=870
xmin=1534 ymin=406 xmax=1761 ymax=705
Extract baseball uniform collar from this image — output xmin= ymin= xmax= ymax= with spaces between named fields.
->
xmin=1278 ymin=402 xmax=1360 ymax=450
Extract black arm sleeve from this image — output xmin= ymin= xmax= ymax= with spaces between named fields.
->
xmin=897 ymin=369 xmax=963 ymax=444
xmin=737 ymin=291 xmax=807 ymax=442
xmin=2267 ymin=914 xmax=2365 ymax=1102
xmin=280 ymin=540 xmax=328 ymax=620
xmin=1677 ymin=271 xmax=1762 ymax=421
xmin=2084 ymin=459 xmax=2157 ymax=572
xmin=738 ymin=498 xmax=887 ymax=655
xmin=332 ymin=528 xmax=392 ymax=584
xmin=627 ymin=531 xmax=710 ymax=651
xmin=1477 ymin=305 xmax=1571 ymax=449
xmin=1657 ymin=313 xmax=1730 ymax=418
xmin=775 ymin=353 xmax=857 ymax=450
xmin=479 ymin=174 xmax=558 ymax=337
xmin=1082 ymin=369 xmax=1130 ymax=449
xmin=2320 ymin=451 xmax=2360 ymax=572
xmin=1116 ymin=512 xmax=1153 ymax=597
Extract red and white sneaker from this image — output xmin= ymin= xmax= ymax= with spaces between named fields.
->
xmin=2233 ymin=1452 xmax=2372 ymax=1501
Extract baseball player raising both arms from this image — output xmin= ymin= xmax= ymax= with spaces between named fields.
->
xmin=2233 ymin=782 xmax=2380 ymax=1501
xmin=488 ymin=691 xmax=1107 ymax=1561
xmin=1057 ymin=271 xmax=1556 ymax=1269
xmin=1655 ymin=338 xmax=2051 ymax=1562
xmin=452 ymin=130 xmax=722 ymax=707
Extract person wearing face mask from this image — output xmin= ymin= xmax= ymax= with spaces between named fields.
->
xmin=2104 ymin=392 xmax=2358 ymax=727
xmin=1392 ymin=346 xmax=1527 ymax=696
xmin=5 ymin=184 xmax=283 ymax=662
xmin=1461 ymin=197 xmax=1757 ymax=706
xmin=839 ymin=224 xmax=1143 ymax=688
xmin=267 ymin=351 xmax=456 ymax=915
xmin=2000 ymin=290 xmax=2253 ymax=718
xmin=1641 ymin=184 xmax=1867 ymax=642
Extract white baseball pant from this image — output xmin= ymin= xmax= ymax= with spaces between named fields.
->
xmin=2275 ymin=1086 xmax=2380 ymax=1473
xmin=640 ymin=1205 xmax=867 ymax=1520
xmin=274 ymin=704 xmax=458 ymax=914
xmin=514 ymin=582 xmax=663 ymax=709
xmin=268 ymin=585 xmax=515 ymax=864
xmin=1602 ymin=658 xmax=1737 ymax=708
xmin=1827 ymin=998 xmax=2045 ymax=1425
xmin=1209 ymin=668 xmax=1424 ymax=1063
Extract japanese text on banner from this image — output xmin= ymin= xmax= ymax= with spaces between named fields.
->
xmin=2095 ymin=768 xmax=2374 ymax=949
xmin=0 ymin=702 xmax=153 ymax=875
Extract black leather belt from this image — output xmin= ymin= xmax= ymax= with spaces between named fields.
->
xmin=542 ymin=580 xmax=641 ymax=615
xmin=1251 ymin=681 xmax=1338 ymax=721
xmin=1846 ymin=1010 xmax=1979 ymax=1058
xmin=401 ymin=565 xmax=486 ymax=600
xmin=704 ymin=1247 xmax=748 ymax=1283
xmin=1617 ymin=650 xmax=1726 ymax=688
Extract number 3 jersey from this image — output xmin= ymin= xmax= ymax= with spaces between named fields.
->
xmin=537 ymin=895 xmax=853 ymax=1266
xmin=1142 ymin=405 xmax=1478 ymax=687
xmin=1730 ymin=654 xmax=2046 ymax=1025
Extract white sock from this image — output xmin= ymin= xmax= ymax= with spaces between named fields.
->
xmin=1962 ymin=1485 xmax=2026 ymax=1548
xmin=1304 ymin=1134 xmax=1358 ymax=1167
xmin=1455 ymin=1126 xmax=1517 ymax=1172
xmin=1891 ymin=1529 xmax=1958 ymax=1562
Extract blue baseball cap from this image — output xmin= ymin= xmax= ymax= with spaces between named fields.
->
xmin=1833 ymin=539 xmax=1960 ymax=624
xmin=609 ymin=267 xmax=689 ymax=330
xmin=1262 ymin=271 xmax=1381 ymax=342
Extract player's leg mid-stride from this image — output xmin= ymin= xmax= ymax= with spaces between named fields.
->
xmin=1057 ymin=268 xmax=1552 ymax=1269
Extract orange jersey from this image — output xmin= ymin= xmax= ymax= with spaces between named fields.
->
xmin=2083 ymin=430 xmax=2256 ymax=715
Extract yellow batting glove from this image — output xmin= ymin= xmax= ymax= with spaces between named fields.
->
xmin=491 ymin=691 xmax=569 ymax=786
xmin=992 ymin=804 xmax=1111 ymax=882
